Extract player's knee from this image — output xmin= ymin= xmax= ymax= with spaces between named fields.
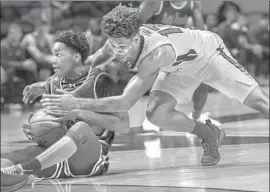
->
xmin=146 ymin=102 xmax=161 ymax=125
xmin=146 ymin=95 xmax=175 ymax=126
xmin=66 ymin=122 xmax=93 ymax=147
xmin=244 ymin=86 xmax=269 ymax=117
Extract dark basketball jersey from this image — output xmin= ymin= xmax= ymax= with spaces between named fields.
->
xmin=149 ymin=1 xmax=194 ymax=27
xmin=45 ymin=66 xmax=115 ymax=155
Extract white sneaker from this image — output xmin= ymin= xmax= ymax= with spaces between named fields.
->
xmin=189 ymin=112 xmax=221 ymax=128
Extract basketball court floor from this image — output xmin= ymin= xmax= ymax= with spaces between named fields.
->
xmin=1 ymin=87 xmax=269 ymax=192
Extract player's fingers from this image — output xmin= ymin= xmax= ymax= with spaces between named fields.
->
xmin=41 ymin=98 xmax=61 ymax=106
xmin=22 ymin=86 xmax=30 ymax=95
xmin=23 ymin=92 xmax=31 ymax=103
xmin=44 ymin=106 xmax=61 ymax=111
xmin=42 ymin=94 xmax=63 ymax=99
xmin=29 ymin=95 xmax=38 ymax=104
xmin=51 ymin=117 xmax=62 ymax=123
xmin=24 ymin=92 xmax=35 ymax=104
xmin=46 ymin=110 xmax=66 ymax=117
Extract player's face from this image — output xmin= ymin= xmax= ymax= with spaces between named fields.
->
xmin=108 ymin=37 xmax=134 ymax=62
xmin=7 ymin=25 xmax=23 ymax=46
xmin=51 ymin=42 xmax=78 ymax=78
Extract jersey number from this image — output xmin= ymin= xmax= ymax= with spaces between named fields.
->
xmin=144 ymin=24 xmax=198 ymax=66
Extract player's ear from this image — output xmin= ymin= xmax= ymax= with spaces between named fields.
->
xmin=74 ymin=53 xmax=82 ymax=62
xmin=133 ymin=34 xmax=140 ymax=44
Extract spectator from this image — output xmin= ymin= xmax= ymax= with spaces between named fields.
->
xmin=21 ymin=15 xmax=54 ymax=81
xmin=248 ymin=13 xmax=269 ymax=83
xmin=217 ymin=3 xmax=262 ymax=77
xmin=217 ymin=1 xmax=241 ymax=24
xmin=85 ymin=18 xmax=107 ymax=55
xmin=1 ymin=23 xmax=38 ymax=107
xmin=217 ymin=2 xmax=241 ymax=39
xmin=205 ymin=13 xmax=219 ymax=33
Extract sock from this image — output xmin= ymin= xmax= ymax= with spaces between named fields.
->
xmin=191 ymin=121 xmax=214 ymax=140
xmin=36 ymin=136 xmax=78 ymax=170
xmin=20 ymin=158 xmax=41 ymax=174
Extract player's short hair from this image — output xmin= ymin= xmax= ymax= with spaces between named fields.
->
xmin=54 ymin=30 xmax=90 ymax=63
xmin=101 ymin=4 xmax=141 ymax=38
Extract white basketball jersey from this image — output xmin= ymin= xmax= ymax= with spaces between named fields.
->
xmin=134 ymin=24 xmax=218 ymax=72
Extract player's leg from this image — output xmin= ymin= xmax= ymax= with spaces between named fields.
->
xmin=243 ymin=86 xmax=269 ymax=118
xmin=192 ymin=83 xmax=208 ymax=119
xmin=2 ymin=121 xmax=102 ymax=177
xmin=191 ymin=83 xmax=221 ymax=127
xmin=1 ymin=145 xmax=59 ymax=192
xmin=205 ymin=42 xmax=269 ymax=118
xmin=63 ymin=121 xmax=104 ymax=177
xmin=147 ymin=73 xmax=226 ymax=166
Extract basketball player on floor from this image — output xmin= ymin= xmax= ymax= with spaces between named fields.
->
xmin=1 ymin=31 xmax=129 ymax=192
xmin=42 ymin=4 xmax=268 ymax=165
xmin=138 ymin=0 xmax=220 ymax=131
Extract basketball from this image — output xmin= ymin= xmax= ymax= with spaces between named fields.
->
xmin=25 ymin=109 xmax=68 ymax=148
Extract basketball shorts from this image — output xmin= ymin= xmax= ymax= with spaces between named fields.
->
xmin=1 ymin=143 xmax=109 ymax=179
xmin=151 ymin=33 xmax=258 ymax=104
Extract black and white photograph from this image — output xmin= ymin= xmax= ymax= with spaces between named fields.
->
xmin=0 ymin=1 xmax=269 ymax=192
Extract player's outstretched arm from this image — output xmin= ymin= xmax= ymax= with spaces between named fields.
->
xmin=75 ymin=110 xmax=130 ymax=133
xmin=41 ymin=45 xmax=176 ymax=113
xmin=138 ymin=1 xmax=161 ymax=24
xmin=191 ymin=1 xmax=205 ymax=30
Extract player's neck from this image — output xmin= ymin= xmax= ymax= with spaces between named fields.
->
xmin=65 ymin=66 xmax=88 ymax=81
xmin=126 ymin=35 xmax=144 ymax=66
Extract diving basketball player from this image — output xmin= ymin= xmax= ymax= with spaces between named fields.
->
xmin=42 ymin=5 xmax=269 ymax=167
xmin=1 ymin=30 xmax=129 ymax=192
xmin=138 ymin=0 xmax=220 ymax=127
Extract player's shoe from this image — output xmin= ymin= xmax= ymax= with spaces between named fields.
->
xmin=200 ymin=120 xmax=226 ymax=166
xmin=189 ymin=112 xmax=221 ymax=128
xmin=1 ymin=165 xmax=29 ymax=192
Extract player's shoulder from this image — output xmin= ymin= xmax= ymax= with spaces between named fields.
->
xmin=144 ymin=44 xmax=174 ymax=61
xmin=139 ymin=44 xmax=175 ymax=73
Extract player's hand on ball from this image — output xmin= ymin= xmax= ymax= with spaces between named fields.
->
xmin=46 ymin=109 xmax=79 ymax=122
xmin=22 ymin=123 xmax=33 ymax=141
xmin=23 ymin=82 xmax=46 ymax=104
xmin=41 ymin=89 xmax=77 ymax=111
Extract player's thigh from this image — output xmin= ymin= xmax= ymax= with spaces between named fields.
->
xmin=67 ymin=122 xmax=101 ymax=176
xmin=204 ymin=44 xmax=258 ymax=103
xmin=151 ymin=72 xmax=201 ymax=105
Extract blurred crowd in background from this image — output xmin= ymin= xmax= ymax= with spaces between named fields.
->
xmin=1 ymin=1 xmax=269 ymax=110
